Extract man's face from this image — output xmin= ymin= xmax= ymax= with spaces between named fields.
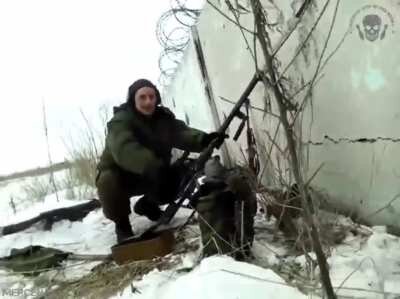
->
xmin=134 ymin=86 xmax=157 ymax=116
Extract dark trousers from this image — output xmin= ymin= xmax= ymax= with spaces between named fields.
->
xmin=95 ymin=163 xmax=186 ymax=223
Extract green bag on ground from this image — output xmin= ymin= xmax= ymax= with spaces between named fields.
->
xmin=194 ymin=156 xmax=257 ymax=260
xmin=0 ymin=245 xmax=70 ymax=276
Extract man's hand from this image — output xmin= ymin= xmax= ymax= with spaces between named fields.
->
xmin=201 ymin=132 xmax=229 ymax=149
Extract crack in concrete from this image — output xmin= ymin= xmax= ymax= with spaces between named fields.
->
xmin=306 ymin=135 xmax=400 ymax=145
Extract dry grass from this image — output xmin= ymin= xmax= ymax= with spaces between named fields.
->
xmin=19 ymin=176 xmax=52 ymax=202
xmin=36 ymin=226 xmax=200 ymax=299
xmin=40 ymin=259 xmax=169 ymax=299
xmin=17 ymin=106 xmax=109 ymax=202
xmin=62 ymin=107 xmax=109 ymax=191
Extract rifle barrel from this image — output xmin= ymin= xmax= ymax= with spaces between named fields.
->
xmin=217 ymin=73 xmax=260 ymax=134
xmin=195 ymin=73 xmax=260 ymax=170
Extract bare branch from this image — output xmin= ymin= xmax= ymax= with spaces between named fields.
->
xmin=206 ymin=0 xmax=255 ymax=34
xmin=250 ymin=0 xmax=337 ymax=297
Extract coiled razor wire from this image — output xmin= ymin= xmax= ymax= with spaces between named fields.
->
xmin=156 ymin=0 xmax=202 ymax=88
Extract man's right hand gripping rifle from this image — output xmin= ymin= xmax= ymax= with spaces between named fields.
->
xmin=143 ymin=130 xmax=229 ymax=236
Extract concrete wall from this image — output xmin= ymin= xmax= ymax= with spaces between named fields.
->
xmin=162 ymin=0 xmax=400 ymax=231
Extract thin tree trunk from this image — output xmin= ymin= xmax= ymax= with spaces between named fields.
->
xmin=250 ymin=0 xmax=336 ymax=297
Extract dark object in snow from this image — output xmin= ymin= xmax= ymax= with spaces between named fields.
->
xmin=265 ymin=184 xmax=303 ymax=235
xmin=115 ymin=216 xmax=135 ymax=244
xmin=111 ymin=229 xmax=175 ymax=264
xmin=133 ymin=195 xmax=163 ymax=222
xmin=194 ymin=156 xmax=257 ymax=261
xmin=262 ymin=184 xmax=315 ymax=237
xmin=0 ymin=245 xmax=70 ymax=276
xmin=0 ymin=199 xmax=101 ymax=236
xmin=0 ymin=245 xmax=111 ymax=276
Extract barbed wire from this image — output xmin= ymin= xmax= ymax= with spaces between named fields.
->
xmin=156 ymin=0 xmax=202 ymax=89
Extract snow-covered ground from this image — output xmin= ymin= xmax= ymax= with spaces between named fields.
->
xmin=112 ymin=217 xmax=400 ymax=299
xmin=0 ymin=170 xmax=95 ymax=227
xmin=1 ymin=177 xmax=400 ymax=299
xmin=114 ymin=255 xmax=310 ymax=299
xmin=327 ymin=226 xmax=400 ymax=298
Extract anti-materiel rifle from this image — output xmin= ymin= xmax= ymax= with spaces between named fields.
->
xmin=140 ymin=73 xmax=261 ymax=238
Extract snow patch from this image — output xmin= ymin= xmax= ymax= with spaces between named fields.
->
xmin=114 ymin=256 xmax=310 ymax=299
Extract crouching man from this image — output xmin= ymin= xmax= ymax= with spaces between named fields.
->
xmin=96 ymin=79 xmax=226 ymax=243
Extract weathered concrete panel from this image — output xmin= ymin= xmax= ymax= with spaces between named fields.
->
xmin=164 ymin=0 xmax=400 ymax=230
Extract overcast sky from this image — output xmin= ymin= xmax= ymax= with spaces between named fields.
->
xmin=0 ymin=0 xmax=178 ymax=174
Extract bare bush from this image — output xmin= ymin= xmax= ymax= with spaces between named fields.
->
xmin=20 ymin=176 xmax=52 ymax=202
xmin=61 ymin=106 xmax=109 ymax=197
xmin=16 ymin=105 xmax=109 ymax=202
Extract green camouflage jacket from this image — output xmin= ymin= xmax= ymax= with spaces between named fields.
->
xmin=97 ymin=103 xmax=207 ymax=180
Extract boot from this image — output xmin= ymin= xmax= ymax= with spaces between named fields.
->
xmin=115 ymin=217 xmax=134 ymax=244
xmin=133 ymin=195 xmax=162 ymax=221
